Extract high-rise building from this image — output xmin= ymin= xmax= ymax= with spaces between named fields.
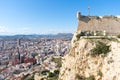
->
xmin=17 ymin=39 xmax=21 ymax=47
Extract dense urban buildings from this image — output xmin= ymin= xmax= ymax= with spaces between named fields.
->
xmin=0 ymin=34 xmax=72 ymax=80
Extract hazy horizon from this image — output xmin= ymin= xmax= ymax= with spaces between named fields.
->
xmin=0 ymin=32 xmax=73 ymax=36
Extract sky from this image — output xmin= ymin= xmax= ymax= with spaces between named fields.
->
xmin=0 ymin=0 xmax=120 ymax=35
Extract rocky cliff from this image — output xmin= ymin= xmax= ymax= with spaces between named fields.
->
xmin=59 ymin=13 xmax=120 ymax=80
xmin=59 ymin=37 xmax=120 ymax=80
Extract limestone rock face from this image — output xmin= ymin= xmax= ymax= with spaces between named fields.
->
xmin=59 ymin=38 xmax=120 ymax=80
xmin=59 ymin=13 xmax=120 ymax=80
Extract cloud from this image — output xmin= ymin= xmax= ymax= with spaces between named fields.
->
xmin=0 ymin=26 xmax=16 ymax=35
xmin=0 ymin=26 xmax=9 ymax=32
xmin=0 ymin=26 xmax=32 ymax=35
xmin=18 ymin=27 xmax=31 ymax=34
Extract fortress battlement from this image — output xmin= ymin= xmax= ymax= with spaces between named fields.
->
xmin=77 ymin=12 xmax=120 ymax=35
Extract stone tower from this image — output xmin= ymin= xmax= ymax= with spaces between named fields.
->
xmin=77 ymin=11 xmax=81 ymax=20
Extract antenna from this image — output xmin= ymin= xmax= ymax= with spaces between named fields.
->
xmin=88 ymin=6 xmax=90 ymax=16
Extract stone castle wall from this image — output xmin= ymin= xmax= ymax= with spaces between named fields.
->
xmin=77 ymin=12 xmax=120 ymax=35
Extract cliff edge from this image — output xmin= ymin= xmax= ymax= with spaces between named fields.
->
xmin=59 ymin=12 xmax=120 ymax=80
xmin=59 ymin=38 xmax=120 ymax=80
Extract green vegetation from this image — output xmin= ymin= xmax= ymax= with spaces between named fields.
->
xmin=47 ymin=70 xmax=59 ymax=80
xmin=40 ymin=70 xmax=59 ymax=80
xmin=51 ymin=57 xmax=62 ymax=68
xmin=48 ymin=72 xmax=56 ymax=77
xmin=96 ymin=16 xmax=100 ymax=20
xmin=76 ymin=32 xmax=85 ymax=40
xmin=39 ymin=57 xmax=61 ymax=80
xmin=95 ymin=31 xmax=104 ymax=36
xmin=75 ymin=74 xmax=95 ymax=80
xmin=41 ymin=70 xmax=50 ymax=75
xmin=76 ymin=33 xmax=81 ymax=40
xmin=107 ymin=37 xmax=120 ymax=42
xmin=54 ymin=70 xmax=60 ymax=74
xmin=117 ymin=34 xmax=120 ymax=38
xmin=76 ymin=31 xmax=89 ymax=40
xmin=97 ymin=70 xmax=103 ymax=77
xmin=90 ymin=41 xmax=110 ymax=57
xmin=40 ymin=78 xmax=44 ymax=80
xmin=76 ymin=31 xmax=106 ymax=40
xmin=86 ymin=75 xmax=95 ymax=80
xmin=75 ymin=74 xmax=85 ymax=80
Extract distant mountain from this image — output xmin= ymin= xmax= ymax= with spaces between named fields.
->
xmin=0 ymin=33 xmax=73 ymax=39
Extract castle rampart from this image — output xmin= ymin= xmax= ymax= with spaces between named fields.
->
xmin=77 ymin=12 xmax=120 ymax=36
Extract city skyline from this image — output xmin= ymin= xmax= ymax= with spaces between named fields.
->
xmin=0 ymin=0 xmax=120 ymax=35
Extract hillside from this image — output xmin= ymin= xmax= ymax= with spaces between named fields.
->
xmin=58 ymin=13 xmax=120 ymax=80
xmin=59 ymin=38 xmax=120 ymax=80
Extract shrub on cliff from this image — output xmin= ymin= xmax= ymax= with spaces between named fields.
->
xmin=47 ymin=70 xmax=59 ymax=80
xmin=86 ymin=75 xmax=95 ymax=80
xmin=75 ymin=74 xmax=95 ymax=80
xmin=51 ymin=57 xmax=62 ymax=68
xmin=41 ymin=70 xmax=50 ymax=75
xmin=76 ymin=32 xmax=85 ymax=40
xmin=97 ymin=70 xmax=103 ymax=77
xmin=75 ymin=74 xmax=85 ymax=80
xmin=48 ymin=72 xmax=55 ymax=77
xmin=117 ymin=34 xmax=120 ymax=38
xmin=90 ymin=41 xmax=110 ymax=57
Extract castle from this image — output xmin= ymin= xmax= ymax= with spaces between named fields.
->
xmin=77 ymin=12 xmax=120 ymax=36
